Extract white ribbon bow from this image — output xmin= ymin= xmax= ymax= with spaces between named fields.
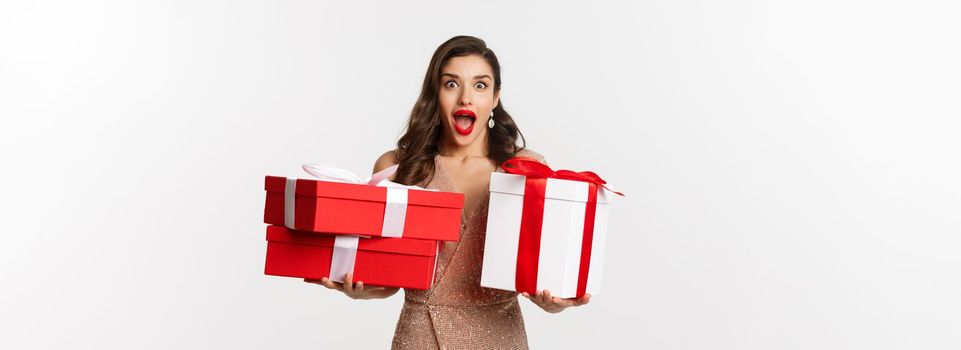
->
xmin=302 ymin=164 xmax=428 ymax=190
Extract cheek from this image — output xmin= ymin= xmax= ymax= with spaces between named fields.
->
xmin=439 ymin=96 xmax=453 ymax=108
xmin=477 ymin=92 xmax=495 ymax=108
xmin=437 ymin=91 xmax=457 ymax=112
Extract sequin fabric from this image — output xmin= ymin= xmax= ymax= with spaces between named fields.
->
xmin=391 ymin=150 xmax=546 ymax=350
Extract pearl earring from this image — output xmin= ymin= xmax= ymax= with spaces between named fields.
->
xmin=488 ymin=111 xmax=495 ymax=128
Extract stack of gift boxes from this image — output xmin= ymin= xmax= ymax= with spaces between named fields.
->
xmin=262 ymin=165 xmax=463 ymax=290
xmin=263 ymin=158 xmax=621 ymax=297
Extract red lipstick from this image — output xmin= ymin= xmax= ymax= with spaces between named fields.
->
xmin=452 ymin=109 xmax=476 ymax=136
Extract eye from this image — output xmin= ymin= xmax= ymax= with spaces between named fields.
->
xmin=474 ymin=82 xmax=488 ymax=89
xmin=445 ymin=80 xmax=459 ymax=89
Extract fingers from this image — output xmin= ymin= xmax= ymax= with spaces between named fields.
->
xmin=342 ymin=273 xmax=354 ymax=293
xmin=537 ymin=290 xmax=562 ymax=313
xmin=575 ymin=293 xmax=592 ymax=306
xmin=341 ymin=274 xmax=386 ymax=295
xmin=538 ymin=290 xmax=557 ymax=306
xmin=308 ymin=277 xmax=344 ymax=291
xmin=545 ymin=289 xmax=575 ymax=307
xmin=525 ymin=290 xmax=591 ymax=311
xmin=325 ymin=278 xmax=344 ymax=291
xmin=352 ymin=282 xmax=384 ymax=292
xmin=530 ymin=290 xmax=551 ymax=305
xmin=550 ymin=297 xmax=575 ymax=307
xmin=527 ymin=291 xmax=540 ymax=304
xmin=364 ymin=283 xmax=386 ymax=291
xmin=307 ymin=274 xmax=389 ymax=298
xmin=550 ymin=292 xmax=591 ymax=306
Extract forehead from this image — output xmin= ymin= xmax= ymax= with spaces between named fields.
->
xmin=441 ymin=55 xmax=493 ymax=78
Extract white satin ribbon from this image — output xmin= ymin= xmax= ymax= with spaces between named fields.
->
xmin=328 ymin=235 xmax=360 ymax=282
xmin=284 ymin=178 xmax=297 ymax=228
xmin=381 ymin=188 xmax=408 ymax=238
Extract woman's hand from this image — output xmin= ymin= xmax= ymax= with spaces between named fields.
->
xmin=521 ymin=290 xmax=591 ymax=313
xmin=304 ymin=273 xmax=399 ymax=300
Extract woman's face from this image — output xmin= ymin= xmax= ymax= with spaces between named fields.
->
xmin=437 ymin=54 xmax=499 ymax=148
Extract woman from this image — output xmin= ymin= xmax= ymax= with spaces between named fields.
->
xmin=306 ymin=35 xmax=591 ymax=349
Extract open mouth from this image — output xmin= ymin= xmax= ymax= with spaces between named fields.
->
xmin=452 ymin=109 xmax=476 ymax=136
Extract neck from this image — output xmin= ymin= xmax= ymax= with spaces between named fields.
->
xmin=438 ymin=131 xmax=489 ymax=160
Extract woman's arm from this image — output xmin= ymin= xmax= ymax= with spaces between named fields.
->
xmin=372 ymin=150 xmax=398 ymax=178
xmin=302 ymin=150 xmax=402 ymax=300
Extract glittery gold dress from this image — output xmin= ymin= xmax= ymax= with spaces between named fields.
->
xmin=391 ymin=150 xmax=545 ymax=350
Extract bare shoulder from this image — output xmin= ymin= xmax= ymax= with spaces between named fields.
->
xmin=373 ymin=150 xmax=399 ymax=174
xmin=515 ymin=148 xmax=548 ymax=165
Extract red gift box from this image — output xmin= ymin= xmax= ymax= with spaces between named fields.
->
xmin=264 ymin=176 xmax=463 ymax=241
xmin=264 ymin=225 xmax=439 ymax=290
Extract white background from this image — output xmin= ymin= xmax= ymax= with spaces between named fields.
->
xmin=2 ymin=1 xmax=959 ymax=349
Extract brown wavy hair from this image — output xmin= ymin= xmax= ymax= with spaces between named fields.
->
xmin=393 ymin=35 xmax=526 ymax=186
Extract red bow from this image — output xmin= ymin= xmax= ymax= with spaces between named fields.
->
xmin=502 ymin=157 xmax=624 ymax=196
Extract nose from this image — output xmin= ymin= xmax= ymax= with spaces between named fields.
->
xmin=458 ymin=89 xmax=471 ymax=106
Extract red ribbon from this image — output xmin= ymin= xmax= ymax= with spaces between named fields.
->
xmin=502 ymin=157 xmax=623 ymax=298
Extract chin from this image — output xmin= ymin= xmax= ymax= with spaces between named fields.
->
xmin=451 ymin=131 xmax=479 ymax=146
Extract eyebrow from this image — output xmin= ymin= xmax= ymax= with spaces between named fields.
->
xmin=441 ymin=73 xmax=493 ymax=80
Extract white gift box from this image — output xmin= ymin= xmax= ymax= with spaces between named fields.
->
xmin=480 ymin=171 xmax=616 ymax=298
